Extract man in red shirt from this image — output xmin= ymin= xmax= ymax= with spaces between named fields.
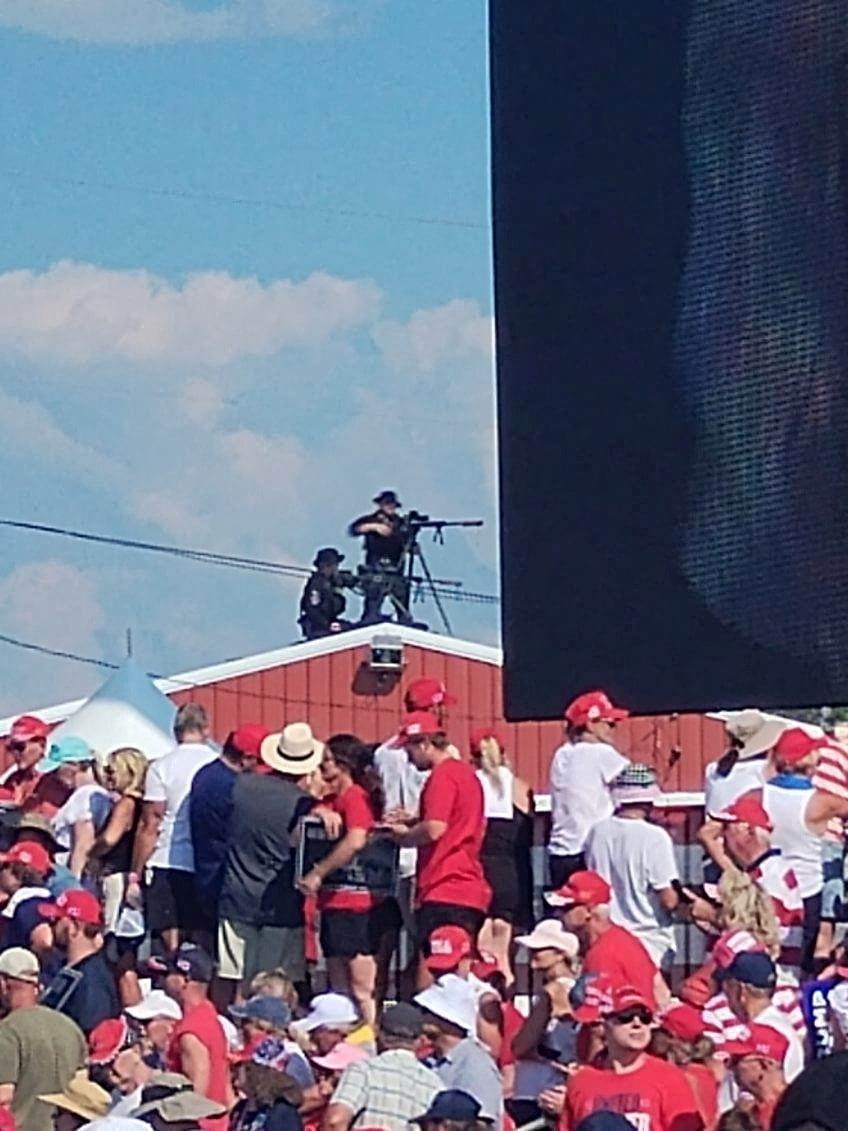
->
xmin=386 ymin=711 xmax=490 ymax=988
xmin=547 ymin=870 xmax=661 ymax=1008
xmin=561 ymin=984 xmax=703 ymax=1130
xmin=724 ymin=1023 xmax=790 ymax=1129
xmin=1 ymin=716 xmax=50 ymax=809
xmin=163 ymin=943 xmax=232 ymax=1131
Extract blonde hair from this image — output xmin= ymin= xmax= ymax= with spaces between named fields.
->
xmin=473 ymin=736 xmax=506 ymax=796
xmin=96 ymin=747 xmax=148 ymax=798
xmin=248 ymin=968 xmax=299 ymax=1010
xmin=717 ymin=866 xmax=781 ymax=958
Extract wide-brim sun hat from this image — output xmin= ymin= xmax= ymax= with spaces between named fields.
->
xmin=708 ymin=709 xmax=821 ymax=761
xmin=260 ymin=722 xmax=324 ymax=775
xmin=514 ymin=919 xmax=580 ymax=958
xmin=39 ymin=1073 xmax=111 ymax=1123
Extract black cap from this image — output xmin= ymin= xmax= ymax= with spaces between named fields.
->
xmin=381 ymin=1002 xmax=424 ymax=1040
xmin=162 ymin=943 xmax=214 ymax=983
xmin=725 ymin=951 xmax=776 ymax=990
xmin=373 ymin=490 xmax=401 ymax=506
xmin=313 ymin=547 xmax=345 ymax=567
xmin=412 ymin=1091 xmax=493 ymax=1125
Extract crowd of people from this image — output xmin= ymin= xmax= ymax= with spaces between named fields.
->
xmin=0 ymin=682 xmax=844 ymax=1131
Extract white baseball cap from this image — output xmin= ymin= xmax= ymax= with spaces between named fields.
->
xmin=515 ymin=919 xmax=580 ymax=957
xmin=292 ymin=992 xmax=358 ymax=1033
xmin=415 ymin=973 xmax=477 ymax=1034
xmin=124 ymin=989 xmax=183 ymax=1022
xmin=0 ymin=947 xmax=40 ymax=984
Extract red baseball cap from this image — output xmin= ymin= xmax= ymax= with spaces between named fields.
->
xmin=390 ymin=711 xmax=443 ymax=747
xmin=773 ymin=727 xmax=832 ymax=766
xmin=9 ymin=715 xmax=49 ymax=743
xmin=545 ymin=870 xmax=611 ymax=909
xmin=406 ymin=678 xmax=457 ymax=710
xmin=88 ymin=1016 xmax=130 ymax=1065
xmin=470 ymin=950 xmax=500 ymax=980
xmin=469 ymin=726 xmax=504 ymax=752
xmin=713 ymin=796 xmax=773 ymax=833
xmin=226 ymin=724 xmax=269 ymax=759
xmin=39 ymin=888 xmax=103 ymax=927
xmin=572 ymin=973 xmax=618 ymax=1024
xmin=605 ymin=984 xmax=654 ymax=1018
xmin=564 ymin=690 xmax=629 ymax=728
xmin=724 ymin=1022 xmax=789 ymax=1065
xmin=0 ymin=841 xmax=51 ymax=873
xmin=425 ymin=925 xmax=473 ymax=972
xmin=660 ymin=1004 xmax=704 ymax=1043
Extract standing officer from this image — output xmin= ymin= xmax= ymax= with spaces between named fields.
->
xmin=299 ymin=548 xmax=352 ymax=639
xmin=349 ymin=490 xmax=413 ymax=624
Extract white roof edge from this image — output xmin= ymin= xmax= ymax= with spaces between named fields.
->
xmin=533 ymin=790 xmax=705 ymax=813
xmin=0 ymin=626 xmax=503 ymax=732
xmin=155 ymin=624 xmax=502 ymax=693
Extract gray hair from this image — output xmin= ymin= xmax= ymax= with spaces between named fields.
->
xmin=174 ymin=702 xmax=209 ymax=741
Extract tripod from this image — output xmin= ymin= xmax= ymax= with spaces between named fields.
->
xmin=401 ymin=517 xmax=484 ymax=635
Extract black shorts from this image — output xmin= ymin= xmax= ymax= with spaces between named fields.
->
xmin=416 ymin=902 xmax=486 ymax=951
xmin=145 ymin=868 xmax=207 ymax=934
xmin=320 ymin=900 xmax=401 ymax=959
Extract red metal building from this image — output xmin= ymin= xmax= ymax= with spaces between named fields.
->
xmin=2 ymin=625 xmax=724 ymax=799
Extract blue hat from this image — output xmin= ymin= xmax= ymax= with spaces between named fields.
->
xmin=412 ymin=1091 xmax=493 ymax=1125
xmin=229 ymin=994 xmax=292 ymax=1028
xmin=576 ymin=1115 xmax=635 ymax=1131
xmin=36 ymin=735 xmax=94 ymax=773
xmin=724 ymin=951 xmax=777 ymax=990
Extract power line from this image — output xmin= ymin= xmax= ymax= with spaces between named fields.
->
xmin=0 ymin=518 xmax=499 ymax=605
xmin=1 ymin=169 xmax=488 ymax=233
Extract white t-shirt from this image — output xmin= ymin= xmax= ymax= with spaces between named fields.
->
xmin=143 ymin=742 xmax=216 ymax=872
xmin=703 ymin=758 xmax=767 ymax=817
xmin=374 ymin=737 xmax=429 ymax=880
xmin=548 ymin=740 xmax=629 ymax=856
xmin=585 ymin=815 xmax=678 ymax=964
xmin=51 ymin=783 xmax=113 ymax=852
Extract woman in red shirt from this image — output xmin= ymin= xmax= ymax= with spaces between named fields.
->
xmin=298 ymin=735 xmax=398 ymax=1026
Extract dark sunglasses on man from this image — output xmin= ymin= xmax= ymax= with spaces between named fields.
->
xmin=610 ymin=1007 xmax=653 ymax=1026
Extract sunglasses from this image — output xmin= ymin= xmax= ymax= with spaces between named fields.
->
xmin=611 ymin=1008 xmax=652 ymax=1025
xmin=7 ymin=742 xmax=26 ymax=754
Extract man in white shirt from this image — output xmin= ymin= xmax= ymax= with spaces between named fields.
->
xmin=548 ymin=690 xmax=630 ymax=887
xmin=128 ymin=703 xmax=215 ymax=955
xmin=584 ymin=763 xmax=680 ymax=968
xmin=723 ymin=952 xmax=805 ymax=1083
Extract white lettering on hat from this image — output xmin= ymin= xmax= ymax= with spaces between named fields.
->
xmin=431 ymin=939 xmax=452 ymax=955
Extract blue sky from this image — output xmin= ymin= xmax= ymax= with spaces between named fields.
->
xmin=0 ymin=0 xmax=498 ymax=712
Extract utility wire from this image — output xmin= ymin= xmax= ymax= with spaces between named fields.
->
xmin=0 ymin=518 xmax=499 ymax=605
xmin=1 ymin=169 xmax=488 ymax=232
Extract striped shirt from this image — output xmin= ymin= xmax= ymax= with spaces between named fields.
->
xmin=331 ymin=1048 xmax=442 ymax=1131
xmin=703 ymin=983 xmax=806 ymax=1046
xmin=750 ymin=853 xmax=805 ymax=976
xmin=813 ymin=742 xmax=848 ymax=802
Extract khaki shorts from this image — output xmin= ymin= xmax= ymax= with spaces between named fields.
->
xmin=217 ymin=919 xmax=306 ymax=985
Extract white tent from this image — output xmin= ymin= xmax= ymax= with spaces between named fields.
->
xmin=48 ymin=657 xmax=176 ymax=761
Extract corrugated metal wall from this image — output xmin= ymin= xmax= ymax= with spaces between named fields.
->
xmin=169 ymin=641 xmax=726 ymax=793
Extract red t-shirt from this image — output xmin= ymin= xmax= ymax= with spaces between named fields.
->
xmin=416 ymin=758 xmax=490 ymax=911
xmin=583 ymin=925 xmax=658 ymax=1008
xmin=319 ymin=784 xmax=377 ymax=912
xmin=167 ymin=998 xmax=229 ymax=1131
xmin=683 ymin=1064 xmax=718 ymax=1131
xmin=21 ymin=771 xmax=70 ymax=818
xmin=561 ymin=1055 xmax=704 ymax=1131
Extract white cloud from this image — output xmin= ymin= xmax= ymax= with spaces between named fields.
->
xmin=0 ymin=388 xmax=119 ymax=483
xmin=0 ymin=261 xmax=381 ymax=368
xmin=0 ymin=0 xmax=380 ymax=44
xmin=373 ymin=298 xmax=494 ymax=374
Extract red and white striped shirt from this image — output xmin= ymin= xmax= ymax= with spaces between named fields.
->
xmin=750 ymin=853 xmax=805 ymax=976
xmin=702 ymin=983 xmax=806 ymax=1045
xmin=812 ymin=742 xmax=848 ymax=803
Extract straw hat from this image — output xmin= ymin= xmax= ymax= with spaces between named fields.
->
xmin=260 ymin=722 xmax=323 ymax=775
xmin=39 ymin=1072 xmax=111 ymax=1122
xmin=710 ymin=709 xmax=792 ymax=760
xmin=133 ymin=1075 xmax=227 ymax=1123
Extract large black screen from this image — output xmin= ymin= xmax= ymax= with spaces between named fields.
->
xmin=491 ymin=1 xmax=848 ymax=718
